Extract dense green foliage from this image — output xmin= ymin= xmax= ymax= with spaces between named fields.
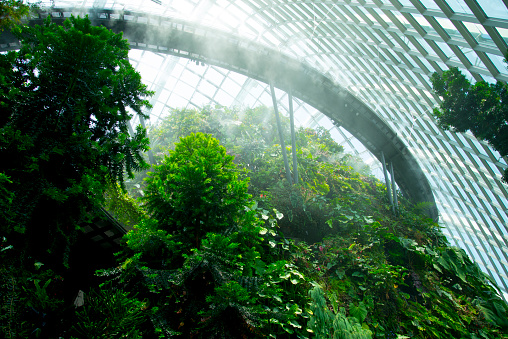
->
xmin=142 ymin=133 xmax=250 ymax=249
xmin=107 ymin=131 xmax=306 ymax=337
xmin=95 ymin=105 xmax=508 ymax=338
xmin=0 ymin=0 xmax=31 ymax=30
xmin=1 ymin=15 xmax=507 ymax=338
xmin=430 ymin=62 xmax=508 ymax=182
xmin=71 ymin=284 xmax=147 ymax=338
xmin=0 ymin=16 xmax=151 ymax=337
xmin=0 ymin=15 xmax=151 ymax=251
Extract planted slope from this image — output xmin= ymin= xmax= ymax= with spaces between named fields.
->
xmin=105 ymin=105 xmax=508 ymax=338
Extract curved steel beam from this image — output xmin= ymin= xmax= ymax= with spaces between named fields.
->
xmin=0 ymin=7 xmax=438 ymax=220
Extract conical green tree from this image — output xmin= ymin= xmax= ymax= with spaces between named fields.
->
xmin=143 ymin=132 xmax=250 ymax=248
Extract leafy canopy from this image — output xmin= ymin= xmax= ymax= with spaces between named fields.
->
xmin=0 ymin=15 xmax=151 ymax=256
xmin=143 ymin=132 xmax=250 ymax=248
xmin=430 ymin=64 xmax=508 ymax=182
xmin=0 ymin=0 xmax=30 ymax=31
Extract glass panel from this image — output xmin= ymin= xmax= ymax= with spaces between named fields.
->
xmin=419 ymin=0 xmax=440 ymax=10
xmin=206 ymin=67 xmax=225 ymax=86
xmin=398 ymin=0 xmax=413 ymax=7
xmin=480 ymin=0 xmax=508 ymax=20
xmin=181 ymin=69 xmax=200 ymax=88
xmin=190 ymin=91 xmax=211 ymax=107
xmin=197 ymin=80 xmax=218 ymax=98
xmin=446 ymin=0 xmax=474 ymax=15
xmin=489 ymin=53 xmax=508 ymax=75
xmin=497 ymin=28 xmax=508 ymax=45
xmin=213 ymin=89 xmax=234 ymax=106
xmin=168 ymin=92 xmax=190 ymax=108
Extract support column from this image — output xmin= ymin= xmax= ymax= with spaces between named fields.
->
xmin=288 ymin=89 xmax=298 ymax=184
xmin=381 ymin=152 xmax=393 ymax=212
xmin=390 ymin=162 xmax=399 ymax=213
xmin=270 ymin=84 xmax=293 ymax=185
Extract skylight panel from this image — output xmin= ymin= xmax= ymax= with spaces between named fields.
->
xmin=168 ymin=92 xmax=189 ymax=108
xmin=206 ymin=67 xmax=225 ymax=86
xmin=307 ymin=4 xmax=324 ymax=20
xmin=277 ymin=24 xmax=293 ymax=39
xmin=160 ymin=74 xmax=178 ymax=92
xmin=444 ymin=0 xmax=474 ymax=15
xmin=173 ymin=79 xmax=195 ymax=100
xmin=293 ymin=107 xmax=311 ymax=125
xmin=329 ymin=5 xmax=350 ymax=22
xmin=294 ymin=21 xmax=309 ymax=33
xmin=434 ymin=40 xmax=455 ymax=59
xmin=497 ymin=27 xmax=508 ymax=44
xmin=463 ymin=21 xmax=489 ymax=40
xmin=289 ymin=41 xmax=307 ymax=58
xmin=213 ymin=0 xmax=227 ymax=7
xmin=213 ymin=89 xmax=234 ymax=106
xmin=227 ymin=71 xmax=248 ymax=86
xmin=261 ymin=30 xmax=282 ymax=46
xmin=355 ymin=5 xmax=374 ymax=22
xmin=278 ymin=5 xmax=299 ymax=21
xmin=489 ymin=53 xmax=508 ymax=75
xmin=180 ymin=69 xmax=200 ymax=88
xmin=172 ymin=1 xmax=195 ymax=17
xmin=151 ymin=101 xmax=165 ymax=118
xmin=234 ymin=0 xmax=254 ymax=16
xmin=221 ymin=76 xmax=241 ymax=96
xmin=397 ymin=0 xmax=413 ymax=7
xmin=137 ymin=63 xmax=159 ymax=84
xmin=197 ymin=79 xmax=217 ymax=98
xmin=263 ymin=8 xmax=282 ymax=25
xmin=480 ymin=0 xmax=508 ymax=20
xmin=487 ymin=161 xmax=503 ymax=179
xmin=469 ymin=180 xmax=488 ymax=201
xmin=418 ymin=0 xmax=440 ymax=11
xmin=190 ymin=91 xmax=210 ymax=107
xmin=484 ymin=188 xmax=500 ymax=210
xmin=218 ymin=6 xmax=243 ymax=28
xmin=239 ymin=93 xmax=256 ymax=108
xmin=249 ymin=13 xmax=270 ymax=31
xmin=156 ymin=87 xmax=171 ymax=104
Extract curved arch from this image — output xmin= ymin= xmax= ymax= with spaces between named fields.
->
xmin=0 ymin=8 xmax=438 ymax=220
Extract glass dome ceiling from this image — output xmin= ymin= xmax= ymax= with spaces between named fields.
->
xmin=29 ymin=0 xmax=508 ymax=298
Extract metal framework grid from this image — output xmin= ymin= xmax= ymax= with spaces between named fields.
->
xmin=35 ymin=0 xmax=508 ymax=298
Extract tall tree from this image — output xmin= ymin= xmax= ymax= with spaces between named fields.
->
xmin=430 ymin=63 xmax=508 ymax=183
xmin=0 ymin=15 xmax=152 ymax=261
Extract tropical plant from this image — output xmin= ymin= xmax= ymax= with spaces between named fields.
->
xmin=71 ymin=284 xmax=147 ymax=338
xmin=430 ymin=62 xmax=508 ymax=183
xmin=0 ymin=15 xmax=151 ymax=258
xmin=110 ymin=133 xmax=309 ymax=337
xmin=308 ymin=284 xmax=372 ymax=339
xmin=0 ymin=15 xmax=151 ymax=337
xmin=123 ymin=104 xmax=508 ymax=338
xmin=142 ymin=132 xmax=250 ymax=249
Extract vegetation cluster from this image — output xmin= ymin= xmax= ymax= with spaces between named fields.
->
xmin=430 ymin=56 xmax=508 ymax=183
xmin=103 ymin=105 xmax=507 ymax=338
xmin=0 ymin=9 xmax=507 ymax=339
